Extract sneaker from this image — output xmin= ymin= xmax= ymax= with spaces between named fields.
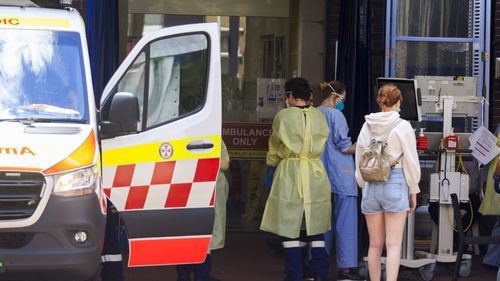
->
xmin=337 ymin=271 xmax=366 ymax=281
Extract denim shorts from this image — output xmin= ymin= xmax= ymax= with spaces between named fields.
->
xmin=361 ymin=168 xmax=409 ymax=214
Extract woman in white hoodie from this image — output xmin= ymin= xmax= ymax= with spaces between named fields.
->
xmin=354 ymin=84 xmax=420 ymax=281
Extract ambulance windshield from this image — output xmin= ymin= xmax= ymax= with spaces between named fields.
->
xmin=0 ymin=29 xmax=88 ymax=123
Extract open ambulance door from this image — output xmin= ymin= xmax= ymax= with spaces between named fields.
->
xmin=99 ymin=23 xmax=221 ymax=267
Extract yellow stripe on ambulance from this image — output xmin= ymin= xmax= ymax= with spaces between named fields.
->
xmin=102 ymin=136 xmax=221 ymax=166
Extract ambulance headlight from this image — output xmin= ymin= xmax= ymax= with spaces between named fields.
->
xmin=53 ymin=166 xmax=98 ymax=196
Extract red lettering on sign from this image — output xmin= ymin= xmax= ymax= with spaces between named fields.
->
xmin=222 ymin=122 xmax=273 ymax=159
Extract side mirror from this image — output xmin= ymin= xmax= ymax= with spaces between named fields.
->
xmin=100 ymin=92 xmax=139 ymax=137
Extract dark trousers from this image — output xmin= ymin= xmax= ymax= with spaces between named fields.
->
xmin=283 ymin=233 xmax=329 ymax=281
xmin=101 ymin=202 xmax=124 ymax=281
xmin=177 ymin=254 xmax=212 ymax=281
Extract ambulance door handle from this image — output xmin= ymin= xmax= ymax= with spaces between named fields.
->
xmin=186 ymin=142 xmax=214 ymax=151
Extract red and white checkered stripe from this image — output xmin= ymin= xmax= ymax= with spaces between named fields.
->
xmin=102 ymin=158 xmax=220 ymax=211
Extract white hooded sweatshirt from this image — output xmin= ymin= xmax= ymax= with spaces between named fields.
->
xmin=355 ymin=111 xmax=421 ymax=194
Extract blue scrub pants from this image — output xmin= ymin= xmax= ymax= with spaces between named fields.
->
xmin=484 ymin=217 xmax=500 ymax=267
xmin=324 ymin=193 xmax=358 ymax=269
xmin=283 ymin=233 xmax=328 ymax=281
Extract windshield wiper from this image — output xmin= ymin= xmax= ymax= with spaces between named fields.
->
xmin=3 ymin=118 xmax=87 ymax=124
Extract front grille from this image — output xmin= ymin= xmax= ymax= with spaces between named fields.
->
xmin=0 ymin=172 xmax=44 ymax=220
xmin=0 ymin=232 xmax=33 ymax=248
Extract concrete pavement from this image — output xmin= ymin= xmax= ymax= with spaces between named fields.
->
xmin=125 ymin=232 xmax=498 ymax=281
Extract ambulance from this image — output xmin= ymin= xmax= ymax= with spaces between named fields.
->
xmin=0 ymin=5 xmax=221 ymax=281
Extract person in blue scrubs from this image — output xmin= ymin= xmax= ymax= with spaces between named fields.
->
xmin=316 ymin=81 xmax=364 ymax=281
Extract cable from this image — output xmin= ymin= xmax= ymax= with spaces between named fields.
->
xmin=449 ymin=199 xmax=474 ymax=233
xmin=455 ymin=142 xmax=469 ymax=175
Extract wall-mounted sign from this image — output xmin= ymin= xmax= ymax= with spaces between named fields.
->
xmin=256 ymin=78 xmax=286 ymax=119
xmin=222 ymin=122 xmax=272 ymax=159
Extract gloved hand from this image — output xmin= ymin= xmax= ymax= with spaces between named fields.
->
xmin=493 ymin=173 xmax=500 ymax=194
xmin=264 ymin=167 xmax=276 ymax=189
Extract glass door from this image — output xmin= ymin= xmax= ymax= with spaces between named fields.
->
xmin=385 ymin=0 xmax=491 ymax=127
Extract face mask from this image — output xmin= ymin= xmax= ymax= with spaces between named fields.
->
xmin=335 ymin=101 xmax=344 ymax=111
xmin=285 ymin=99 xmax=289 ymax=108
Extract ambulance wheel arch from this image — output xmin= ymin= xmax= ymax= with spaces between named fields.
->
xmin=99 ymin=23 xmax=222 ymax=267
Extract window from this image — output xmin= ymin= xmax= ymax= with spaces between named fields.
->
xmin=117 ymin=52 xmax=146 ymax=123
xmin=395 ymin=41 xmax=473 ymax=78
xmin=387 ymin=0 xmax=485 ymax=78
xmin=146 ymin=34 xmax=208 ymax=128
xmin=385 ymin=0 xmax=491 ymax=127
xmin=112 ymin=33 xmax=208 ymax=130
xmin=0 ymin=30 xmax=88 ymax=122
xmin=397 ymin=0 xmax=471 ymax=38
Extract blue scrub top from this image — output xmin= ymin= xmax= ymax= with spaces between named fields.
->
xmin=318 ymin=105 xmax=357 ymax=196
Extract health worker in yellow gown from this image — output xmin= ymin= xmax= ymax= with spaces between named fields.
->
xmin=260 ymin=77 xmax=331 ymax=281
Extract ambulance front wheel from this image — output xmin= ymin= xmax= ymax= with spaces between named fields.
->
xmin=418 ymin=263 xmax=435 ymax=281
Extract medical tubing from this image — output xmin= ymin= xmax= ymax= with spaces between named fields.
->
xmin=449 ymin=200 xmax=474 ymax=232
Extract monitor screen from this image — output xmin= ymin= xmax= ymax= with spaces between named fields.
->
xmin=376 ymin=78 xmax=421 ymax=122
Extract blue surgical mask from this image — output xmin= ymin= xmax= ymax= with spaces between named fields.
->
xmin=335 ymin=101 xmax=344 ymax=111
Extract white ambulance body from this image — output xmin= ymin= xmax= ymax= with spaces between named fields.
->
xmin=0 ymin=6 xmax=221 ymax=281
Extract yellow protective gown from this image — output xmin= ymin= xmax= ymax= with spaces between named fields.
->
xmin=479 ymin=131 xmax=500 ymax=215
xmin=210 ymin=141 xmax=230 ymax=250
xmin=260 ymin=106 xmax=331 ymax=239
